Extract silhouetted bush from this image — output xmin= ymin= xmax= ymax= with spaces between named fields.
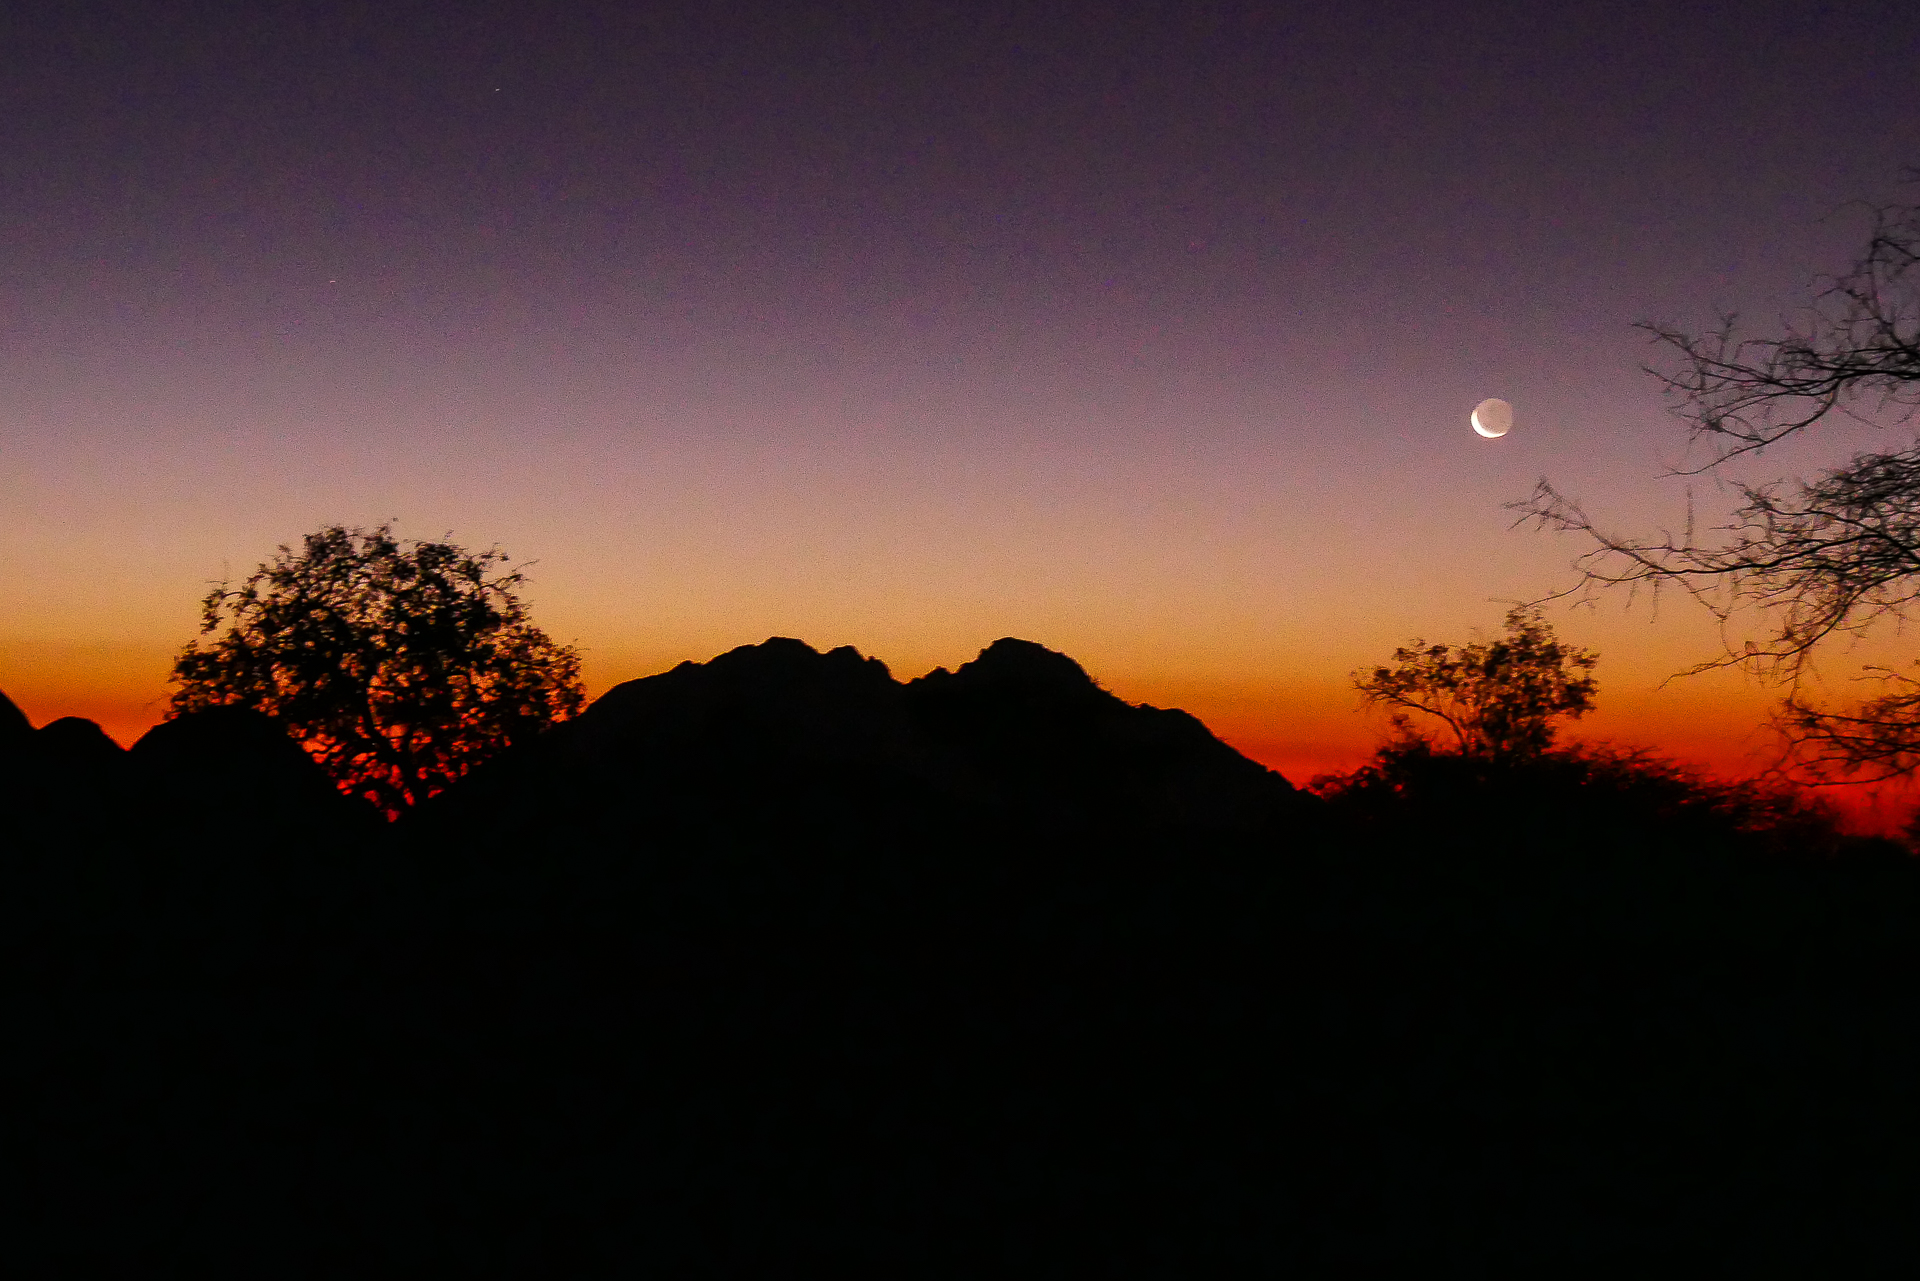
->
xmin=1315 ymin=737 xmax=1879 ymax=852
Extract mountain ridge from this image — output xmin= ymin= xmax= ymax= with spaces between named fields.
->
xmin=410 ymin=635 xmax=1309 ymax=859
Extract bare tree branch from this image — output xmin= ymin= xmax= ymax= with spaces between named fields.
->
xmin=1514 ymin=188 xmax=1920 ymax=782
xmin=1637 ymin=201 xmax=1920 ymax=472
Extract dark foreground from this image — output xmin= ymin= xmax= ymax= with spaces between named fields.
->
xmin=7 ymin=640 xmax=1920 ymax=1268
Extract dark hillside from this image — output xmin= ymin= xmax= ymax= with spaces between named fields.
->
xmin=7 ymin=655 xmax=1920 ymax=1268
xmin=1314 ymin=741 xmax=1918 ymax=946
xmin=904 ymin=637 xmax=1294 ymax=836
xmin=405 ymin=637 xmax=1313 ymax=928
xmin=423 ymin=637 xmax=943 ymax=851
xmin=0 ymin=687 xmax=32 ymax=746
xmin=128 ymin=706 xmax=384 ymax=839
xmin=2 ymin=703 xmax=384 ymax=932
xmin=2 ymin=715 xmax=138 ymax=926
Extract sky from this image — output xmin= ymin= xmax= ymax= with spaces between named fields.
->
xmin=4 ymin=0 xmax=1919 ymax=794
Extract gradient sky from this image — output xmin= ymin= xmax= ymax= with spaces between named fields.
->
xmin=5 ymin=0 xmax=1919 ymax=794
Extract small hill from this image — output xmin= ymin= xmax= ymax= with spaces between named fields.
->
xmin=34 ymin=715 xmax=126 ymax=766
xmin=129 ymin=705 xmax=380 ymax=837
xmin=0 ymin=698 xmax=384 ymax=929
xmin=0 ymin=712 xmax=137 ymax=926
xmin=8 ymin=714 xmax=131 ymax=825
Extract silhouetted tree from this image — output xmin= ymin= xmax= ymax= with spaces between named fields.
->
xmin=1519 ymin=190 xmax=1920 ymax=779
xmin=1355 ymin=607 xmax=1598 ymax=759
xmin=170 ymin=524 xmax=584 ymax=815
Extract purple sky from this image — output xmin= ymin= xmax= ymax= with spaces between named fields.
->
xmin=4 ymin=0 xmax=1918 ymax=782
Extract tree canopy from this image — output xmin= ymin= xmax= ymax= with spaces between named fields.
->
xmin=1355 ymin=607 xmax=1598 ymax=759
xmin=170 ymin=524 xmax=584 ymax=815
xmin=1518 ymin=190 xmax=1920 ymax=780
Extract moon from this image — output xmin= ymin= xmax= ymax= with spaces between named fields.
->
xmin=1471 ymin=398 xmax=1513 ymax=439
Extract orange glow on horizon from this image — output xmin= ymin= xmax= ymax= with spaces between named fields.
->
xmin=7 ymin=627 xmax=1911 ymax=835
xmin=0 ymin=626 xmax=1865 ymax=797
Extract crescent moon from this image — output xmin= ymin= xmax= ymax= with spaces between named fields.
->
xmin=1471 ymin=398 xmax=1512 ymax=439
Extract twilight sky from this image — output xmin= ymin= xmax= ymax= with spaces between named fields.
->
xmin=4 ymin=0 xmax=1918 ymax=784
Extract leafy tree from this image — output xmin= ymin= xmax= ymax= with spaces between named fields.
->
xmin=170 ymin=523 xmax=584 ymax=815
xmin=1518 ymin=190 xmax=1920 ymax=779
xmin=1355 ymin=607 xmax=1598 ymax=759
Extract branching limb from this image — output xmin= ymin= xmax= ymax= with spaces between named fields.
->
xmin=1782 ymin=668 xmax=1920 ymax=783
xmin=1514 ymin=191 xmax=1920 ymax=782
xmin=1638 ymin=201 xmax=1920 ymax=471
xmin=1516 ymin=445 xmax=1920 ymax=686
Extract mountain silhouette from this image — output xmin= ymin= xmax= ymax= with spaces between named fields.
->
xmin=412 ymin=636 xmax=1308 ymax=859
xmin=401 ymin=636 xmax=1313 ymax=930
xmin=1 ymin=696 xmax=385 ymax=930
xmin=7 ymin=650 xmax=1920 ymax=1270
xmin=906 ymin=637 xmax=1297 ymax=834
xmin=4 ymin=644 xmax=1302 ymax=892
